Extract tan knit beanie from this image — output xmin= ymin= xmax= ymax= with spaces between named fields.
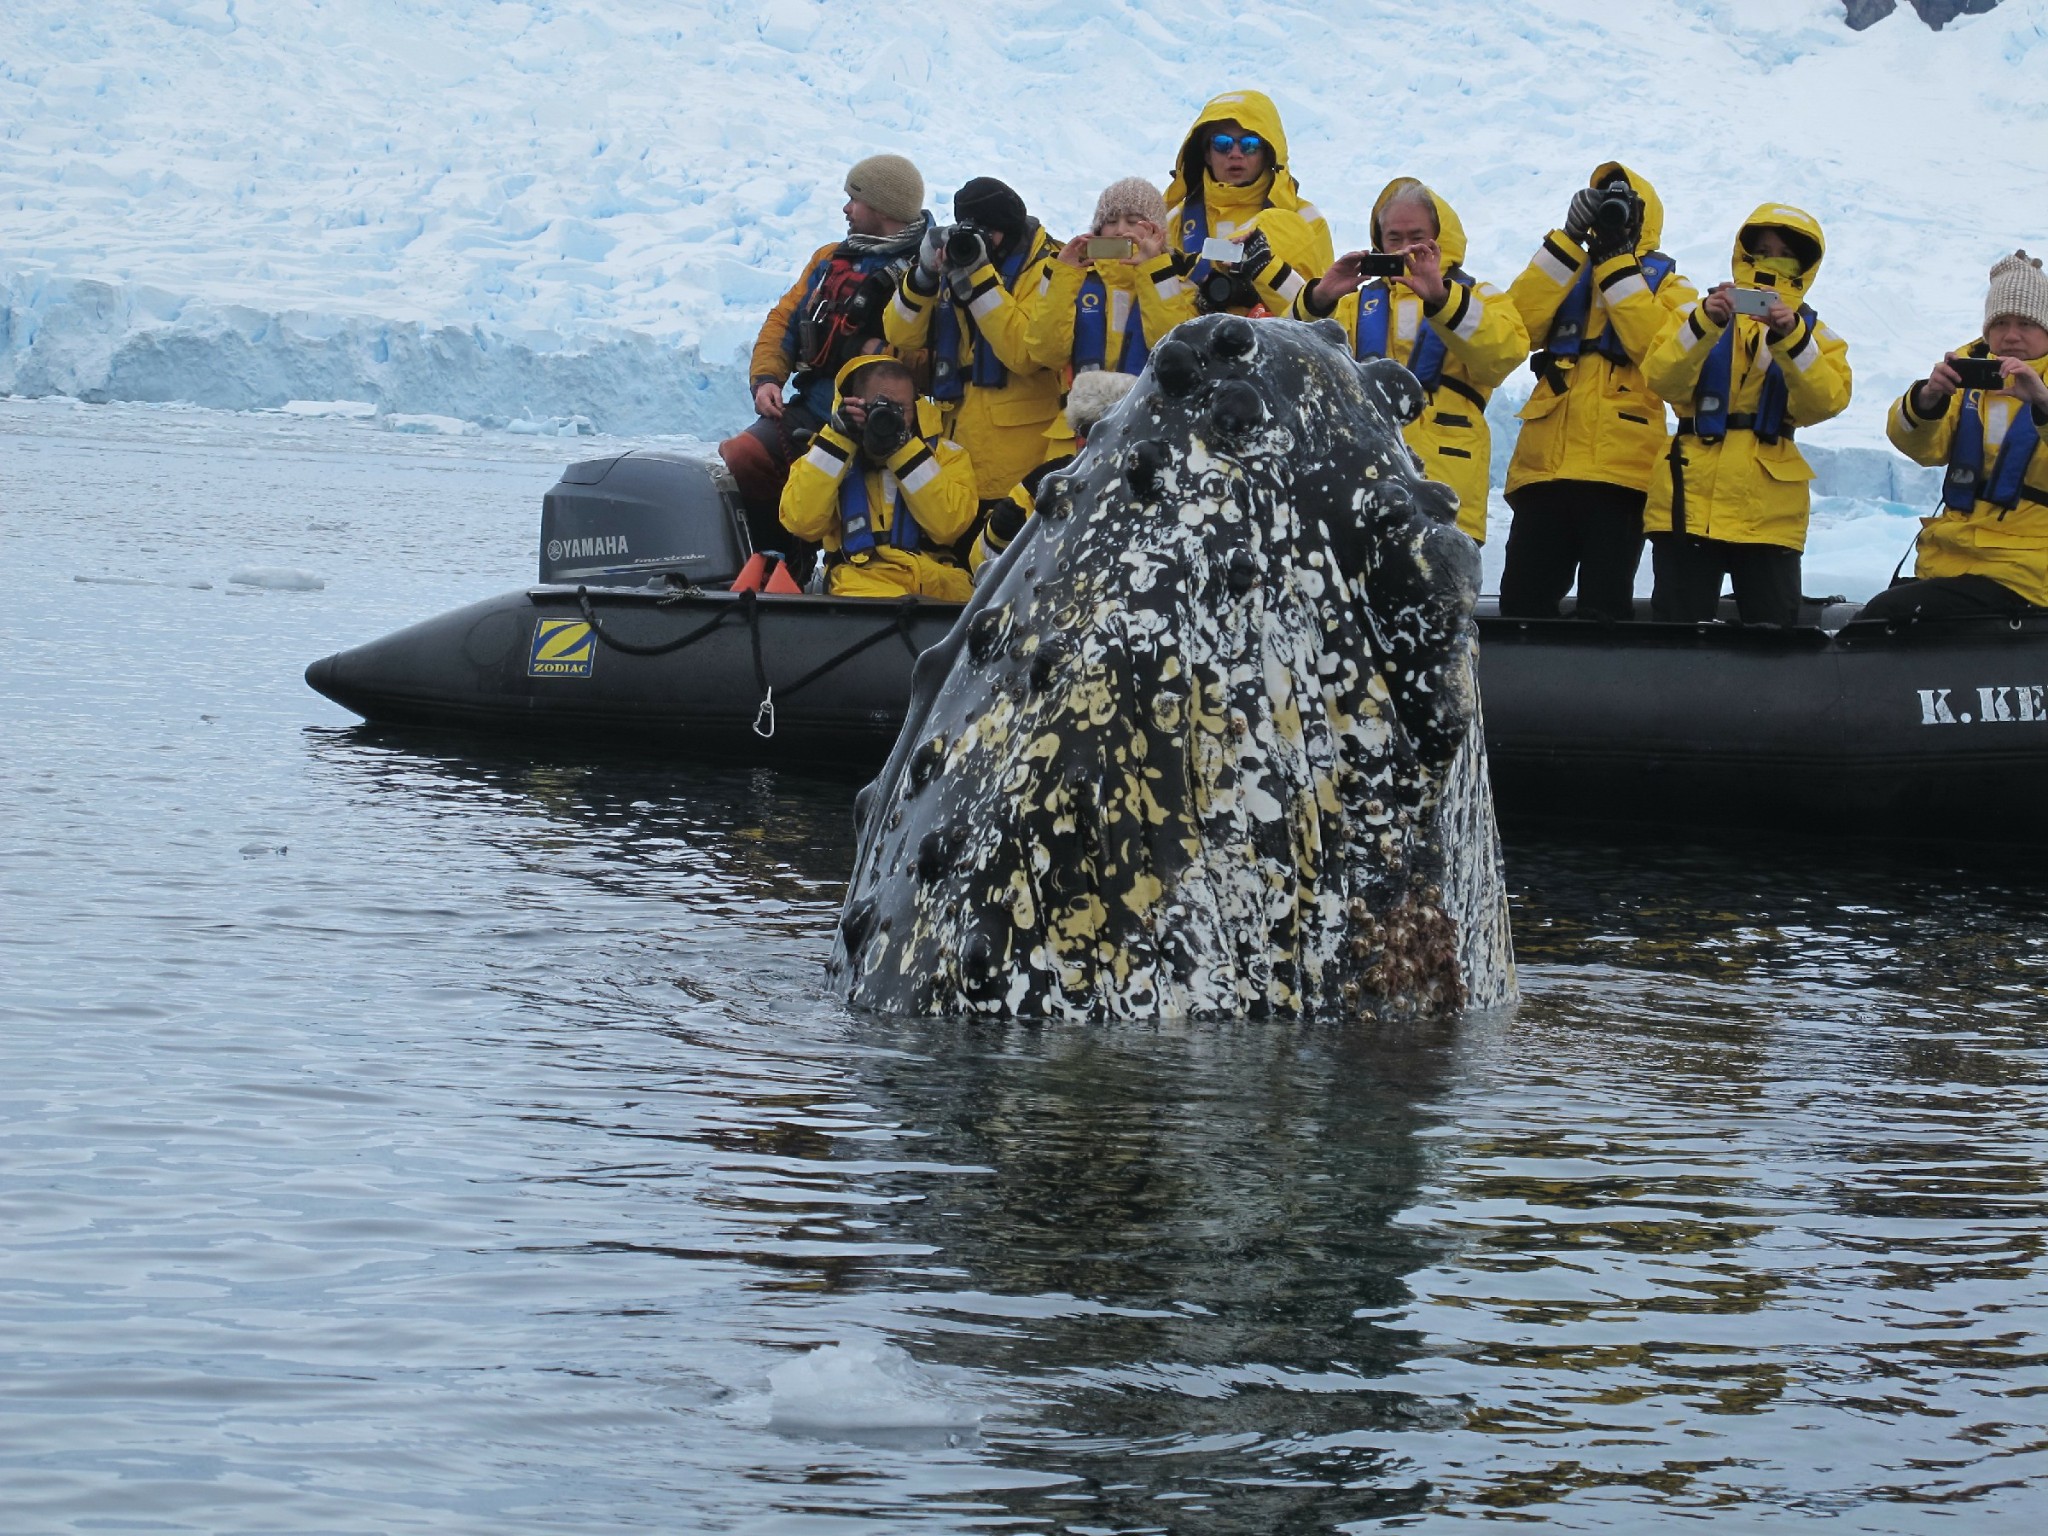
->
xmin=844 ymin=154 xmax=924 ymax=225
xmin=1985 ymin=250 xmax=2048 ymax=332
xmin=1092 ymin=176 xmax=1169 ymax=234
xmin=1067 ymin=369 xmax=1137 ymax=438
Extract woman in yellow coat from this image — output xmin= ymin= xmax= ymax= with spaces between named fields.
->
xmin=1499 ymin=163 xmax=1698 ymax=621
xmin=1863 ymin=251 xmax=2048 ymax=622
xmin=1641 ymin=205 xmax=1853 ymax=626
xmin=1163 ymin=89 xmax=1333 ymax=318
xmin=779 ymin=355 xmax=978 ymax=601
xmin=883 ymin=176 xmax=1063 ymax=502
xmin=1292 ymin=177 xmax=1528 ymax=544
xmin=1028 ymin=176 xmax=1199 ymax=381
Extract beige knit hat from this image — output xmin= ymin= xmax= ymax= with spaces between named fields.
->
xmin=1092 ymin=176 xmax=1169 ymax=234
xmin=1985 ymin=250 xmax=2048 ymax=332
xmin=843 ymin=154 xmax=924 ymax=225
xmin=1067 ymin=369 xmax=1137 ymax=438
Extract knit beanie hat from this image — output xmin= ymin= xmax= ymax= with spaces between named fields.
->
xmin=1067 ymin=369 xmax=1137 ymax=439
xmin=1092 ymin=177 xmax=1169 ymax=234
xmin=843 ymin=154 xmax=924 ymax=225
xmin=1985 ymin=250 xmax=2048 ymax=333
xmin=952 ymin=177 xmax=1030 ymax=251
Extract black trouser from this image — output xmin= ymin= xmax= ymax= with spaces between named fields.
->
xmin=1649 ymin=533 xmax=1803 ymax=626
xmin=1856 ymin=573 xmax=2041 ymax=623
xmin=1498 ymin=479 xmax=1646 ymax=621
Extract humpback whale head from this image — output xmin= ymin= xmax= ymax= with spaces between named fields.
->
xmin=831 ymin=314 xmax=1515 ymax=1022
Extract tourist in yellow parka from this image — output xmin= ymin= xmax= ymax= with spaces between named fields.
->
xmin=1499 ymin=162 xmax=1698 ymax=621
xmin=1293 ymin=176 xmax=1528 ymax=543
xmin=779 ymin=355 xmax=977 ymax=601
xmin=1164 ymin=89 xmax=1334 ymax=318
xmin=1028 ymin=176 xmax=1199 ymax=381
xmin=883 ymin=176 xmax=1063 ymax=501
xmin=1863 ymin=251 xmax=2048 ymax=622
xmin=1641 ymin=204 xmax=1852 ymax=626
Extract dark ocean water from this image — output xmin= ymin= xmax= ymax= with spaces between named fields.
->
xmin=4 ymin=399 xmax=2044 ymax=1533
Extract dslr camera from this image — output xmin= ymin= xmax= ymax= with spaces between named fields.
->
xmin=943 ymin=220 xmax=988 ymax=268
xmin=1592 ymin=184 xmax=1643 ymax=241
xmin=859 ymin=395 xmax=909 ymax=456
xmin=1198 ymin=267 xmax=1258 ymax=313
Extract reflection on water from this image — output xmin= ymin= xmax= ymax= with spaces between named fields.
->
xmin=5 ymin=400 xmax=2045 ymax=1533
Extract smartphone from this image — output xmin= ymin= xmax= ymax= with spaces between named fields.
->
xmin=1200 ymin=237 xmax=1245 ymax=263
xmin=1731 ymin=287 xmax=1777 ymax=318
xmin=1950 ymin=355 xmax=2006 ymax=391
xmin=1086 ymin=236 xmax=1136 ymax=261
xmin=1358 ymin=252 xmax=1407 ymax=278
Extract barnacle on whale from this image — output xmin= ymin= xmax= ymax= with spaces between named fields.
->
xmin=828 ymin=315 xmax=1515 ymax=1021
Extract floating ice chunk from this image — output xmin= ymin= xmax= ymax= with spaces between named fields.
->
xmin=766 ymin=1341 xmax=982 ymax=1432
xmin=505 ymin=414 xmax=596 ymax=437
xmin=275 ymin=399 xmax=377 ymax=419
xmin=73 ymin=574 xmax=162 ymax=587
xmin=238 ymin=842 xmax=287 ymax=857
xmin=228 ymin=567 xmax=327 ymax=591
xmin=384 ymin=413 xmax=479 ymax=436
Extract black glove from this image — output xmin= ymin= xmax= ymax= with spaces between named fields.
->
xmin=985 ymin=495 xmax=1028 ymax=545
xmin=1564 ymin=188 xmax=1601 ymax=245
xmin=1236 ymin=227 xmax=1275 ymax=278
xmin=860 ymin=398 xmax=911 ymax=460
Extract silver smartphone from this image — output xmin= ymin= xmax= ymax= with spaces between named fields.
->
xmin=1199 ymin=237 xmax=1244 ymax=263
xmin=1731 ymin=287 xmax=1777 ymax=318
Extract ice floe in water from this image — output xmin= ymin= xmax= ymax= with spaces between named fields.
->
xmin=274 ymin=399 xmax=377 ymax=419
xmin=228 ymin=567 xmax=326 ymax=591
xmin=766 ymin=1341 xmax=984 ymax=1433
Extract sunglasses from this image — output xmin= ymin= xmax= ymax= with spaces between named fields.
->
xmin=1207 ymin=132 xmax=1265 ymax=157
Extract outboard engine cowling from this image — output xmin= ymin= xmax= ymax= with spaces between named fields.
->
xmin=539 ymin=450 xmax=753 ymax=587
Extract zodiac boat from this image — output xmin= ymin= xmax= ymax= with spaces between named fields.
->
xmin=305 ymin=450 xmax=2048 ymax=842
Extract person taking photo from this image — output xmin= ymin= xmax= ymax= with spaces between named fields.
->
xmin=1862 ymin=251 xmax=2048 ymax=622
xmin=1640 ymin=205 xmax=1853 ymax=626
xmin=778 ymin=355 xmax=977 ymax=601
xmin=1028 ymin=177 xmax=1197 ymax=382
xmin=1294 ymin=176 xmax=1528 ymax=544
xmin=884 ymin=176 xmax=1063 ymax=503
xmin=1499 ymin=163 xmax=1697 ymax=621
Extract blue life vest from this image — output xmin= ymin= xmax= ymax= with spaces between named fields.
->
xmin=931 ymin=238 xmax=1035 ymax=404
xmin=1072 ymin=272 xmax=1151 ymax=375
xmin=1350 ymin=268 xmax=1473 ymax=390
xmin=1944 ymin=384 xmax=2044 ymax=513
xmin=785 ymin=246 xmax=907 ymax=417
xmin=838 ymin=463 xmax=920 ymax=562
xmin=1689 ymin=306 xmax=1814 ymax=445
xmin=1545 ymin=250 xmax=1676 ymax=367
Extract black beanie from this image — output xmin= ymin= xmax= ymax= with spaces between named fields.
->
xmin=953 ymin=177 xmax=1028 ymax=251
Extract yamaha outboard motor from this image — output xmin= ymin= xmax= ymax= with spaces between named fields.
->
xmin=539 ymin=450 xmax=753 ymax=588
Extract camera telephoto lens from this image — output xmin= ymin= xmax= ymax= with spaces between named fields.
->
xmin=1199 ymin=269 xmax=1251 ymax=313
xmin=1594 ymin=189 xmax=1637 ymax=234
xmin=944 ymin=221 xmax=985 ymax=268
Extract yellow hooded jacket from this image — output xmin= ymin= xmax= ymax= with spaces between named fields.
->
xmin=1889 ymin=349 xmax=2048 ymax=606
xmin=1506 ymin=163 xmax=1698 ymax=499
xmin=883 ymin=225 xmax=1064 ymax=501
xmin=1164 ymin=89 xmax=1334 ymax=317
xmin=1026 ymin=252 xmax=1199 ymax=377
xmin=1290 ymin=179 xmax=1528 ymax=542
xmin=778 ymin=355 xmax=977 ymax=601
xmin=1642 ymin=205 xmax=1853 ymax=551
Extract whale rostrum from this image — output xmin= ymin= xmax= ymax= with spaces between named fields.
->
xmin=829 ymin=313 xmax=1516 ymax=1021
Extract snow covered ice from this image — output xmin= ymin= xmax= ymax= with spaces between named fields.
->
xmin=4 ymin=0 xmax=2046 ymax=594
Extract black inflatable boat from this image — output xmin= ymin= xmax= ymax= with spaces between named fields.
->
xmin=306 ymin=450 xmax=2048 ymax=841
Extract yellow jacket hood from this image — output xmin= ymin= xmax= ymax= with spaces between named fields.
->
xmin=1732 ymin=202 xmax=1825 ymax=301
xmin=830 ymin=354 xmax=941 ymax=437
xmin=1590 ymin=161 xmax=1665 ymax=256
xmin=1370 ymin=177 xmax=1469 ymax=268
xmin=1166 ymin=89 xmax=1309 ymax=215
